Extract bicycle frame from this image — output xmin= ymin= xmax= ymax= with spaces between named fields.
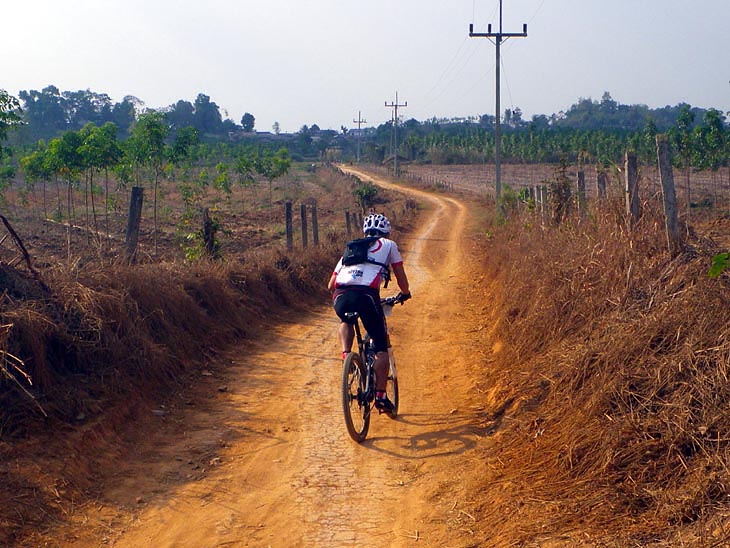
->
xmin=345 ymin=314 xmax=377 ymax=409
xmin=341 ymin=294 xmax=404 ymax=442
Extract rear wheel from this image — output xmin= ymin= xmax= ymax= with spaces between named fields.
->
xmin=342 ymin=352 xmax=370 ymax=442
xmin=385 ymin=352 xmax=399 ymax=419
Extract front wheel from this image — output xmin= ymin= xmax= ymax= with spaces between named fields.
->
xmin=385 ymin=351 xmax=399 ymax=419
xmin=342 ymin=352 xmax=370 ymax=442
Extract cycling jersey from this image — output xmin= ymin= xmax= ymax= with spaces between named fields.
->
xmin=332 ymin=237 xmax=403 ymax=289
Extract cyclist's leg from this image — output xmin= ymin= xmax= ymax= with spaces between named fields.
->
xmin=333 ymin=291 xmax=358 ymax=355
xmin=373 ymin=351 xmax=389 ymax=391
xmin=337 ymin=322 xmax=355 ymax=355
xmin=358 ymin=295 xmax=389 ymax=391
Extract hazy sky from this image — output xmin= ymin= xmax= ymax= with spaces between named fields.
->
xmin=3 ymin=0 xmax=729 ymax=133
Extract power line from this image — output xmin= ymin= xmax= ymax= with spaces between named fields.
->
xmin=385 ymin=92 xmax=407 ymax=177
xmin=469 ymin=0 xmax=528 ymax=205
xmin=353 ymin=110 xmax=367 ymax=163
xmin=419 ymin=39 xmax=483 ymax=113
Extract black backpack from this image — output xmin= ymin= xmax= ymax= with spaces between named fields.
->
xmin=341 ymin=236 xmax=391 ymax=285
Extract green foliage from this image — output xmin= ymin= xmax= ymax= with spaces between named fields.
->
xmin=113 ymin=161 xmax=133 ymax=189
xmin=234 ymin=154 xmax=255 ymax=186
xmin=498 ymin=184 xmax=520 ymax=213
xmin=240 ymin=112 xmax=255 ymax=132
xmin=128 ymin=111 xmax=168 ymax=169
xmin=256 ymin=147 xmax=291 ymax=211
xmin=20 ymin=143 xmax=53 ymax=184
xmin=192 ymin=93 xmax=223 ymax=135
xmin=352 ymin=180 xmax=378 ymax=212
xmin=708 ymin=253 xmax=730 ymax=278
xmin=694 ymin=109 xmax=726 ymax=171
xmin=0 ymin=161 xmax=14 ymax=194
xmin=48 ymin=130 xmax=85 ymax=177
xmin=213 ymin=162 xmax=231 ymax=193
xmin=0 ymin=90 xmax=23 ymax=154
xmin=182 ymin=214 xmax=223 ymax=261
xmin=78 ymin=122 xmax=122 ymax=173
xmin=669 ymin=104 xmax=696 ymax=172
xmin=198 ymin=168 xmax=210 ymax=187
xmin=255 ymin=147 xmax=291 ymax=182
xmin=170 ymin=126 xmax=199 ymax=163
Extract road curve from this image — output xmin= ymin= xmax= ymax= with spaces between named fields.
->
xmin=55 ymin=167 xmax=482 ymax=548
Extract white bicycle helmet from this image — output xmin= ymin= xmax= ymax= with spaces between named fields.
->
xmin=363 ymin=213 xmax=391 ymax=236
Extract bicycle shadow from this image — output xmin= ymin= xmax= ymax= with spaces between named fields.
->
xmin=362 ymin=411 xmax=482 ymax=459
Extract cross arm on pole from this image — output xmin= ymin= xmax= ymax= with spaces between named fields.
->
xmin=469 ymin=23 xmax=527 ymax=38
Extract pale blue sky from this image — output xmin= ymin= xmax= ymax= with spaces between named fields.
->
xmin=3 ymin=0 xmax=729 ymax=133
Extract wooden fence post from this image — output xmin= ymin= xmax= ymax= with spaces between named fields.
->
xmin=202 ymin=207 xmax=215 ymax=257
xmin=656 ymin=135 xmax=682 ymax=255
xmin=311 ymin=200 xmax=319 ymax=246
xmin=625 ymin=152 xmax=641 ymax=226
xmin=125 ymin=186 xmax=144 ymax=263
xmin=597 ymin=171 xmax=607 ymax=200
xmin=285 ymin=201 xmax=293 ymax=251
xmin=577 ymin=171 xmax=586 ymax=218
xmin=300 ymin=203 xmax=308 ymax=248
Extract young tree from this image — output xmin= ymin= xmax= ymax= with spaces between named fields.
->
xmin=232 ymin=152 xmax=255 ymax=212
xmin=694 ymin=109 xmax=726 ymax=204
xmin=127 ymin=111 xmax=169 ymax=251
xmin=20 ymin=143 xmax=54 ymax=219
xmin=255 ymin=147 xmax=291 ymax=216
xmin=48 ymin=130 xmax=84 ymax=258
xmin=695 ymin=108 xmax=726 ymax=171
xmin=670 ymin=104 xmax=696 ymax=212
xmin=79 ymin=122 xmax=122 ymax=240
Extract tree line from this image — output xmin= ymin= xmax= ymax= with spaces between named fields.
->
xmin=362 ymin=94 xmax=728 ymax=175
xmin=3 ymin=86 xmax=728 ymax=180
xmin=10 ymin=86 xmax=258 ymax=144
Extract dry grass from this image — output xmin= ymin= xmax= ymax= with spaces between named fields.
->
xmin=0 ymin=245 xmax=338 ymax=436
xmin=469 ymin=193 xmax=730 ymax=546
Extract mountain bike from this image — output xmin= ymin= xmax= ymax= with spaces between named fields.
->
xmin=341 ymin=293 xmax=407 ymax=443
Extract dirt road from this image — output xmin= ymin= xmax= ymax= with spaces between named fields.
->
xmin=50 ymin=168 xmax=485 ymax=547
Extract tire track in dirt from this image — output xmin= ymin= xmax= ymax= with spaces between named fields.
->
xmin=51 ymin=167 xmax=484 ymax=548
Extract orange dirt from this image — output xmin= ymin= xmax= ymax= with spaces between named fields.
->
xmin=28 ymin=168 xmax=490 ymax=547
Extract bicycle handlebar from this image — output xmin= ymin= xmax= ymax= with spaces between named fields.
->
xmin=381 ymin=292 xmax=411 ymax=307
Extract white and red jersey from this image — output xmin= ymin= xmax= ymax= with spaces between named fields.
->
xmin=332 ymin=237 xmax=403 ymax=289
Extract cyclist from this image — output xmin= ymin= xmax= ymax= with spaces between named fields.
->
xmin=327 ymin=213 xmax=411 ymax=414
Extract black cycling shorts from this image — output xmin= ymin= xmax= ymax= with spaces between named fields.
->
xmin=333 ymin=288 xmax=388 ymax=353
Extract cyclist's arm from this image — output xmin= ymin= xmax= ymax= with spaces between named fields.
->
xmin=327 ymin=272 xmax=337 ymax=293
xmin=391 ymin=262 xmax=410 ymax=296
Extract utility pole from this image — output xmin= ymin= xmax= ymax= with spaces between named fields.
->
xmin=385 ymin=92 xmax=407 ymax=177
xmin=353 ymin=110 xmax=367 ymax=163
xmin=470 ymin=0 xmax=527 ymax=207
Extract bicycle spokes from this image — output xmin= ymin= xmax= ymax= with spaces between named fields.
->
xmin=342 ymin=354 xmax=371 ymax=442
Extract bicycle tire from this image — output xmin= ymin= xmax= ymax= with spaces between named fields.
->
xmin=385 ymin=352 xmax=399 ymax=419
xmin=342 ymin=352 xmax=370 ymax=442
